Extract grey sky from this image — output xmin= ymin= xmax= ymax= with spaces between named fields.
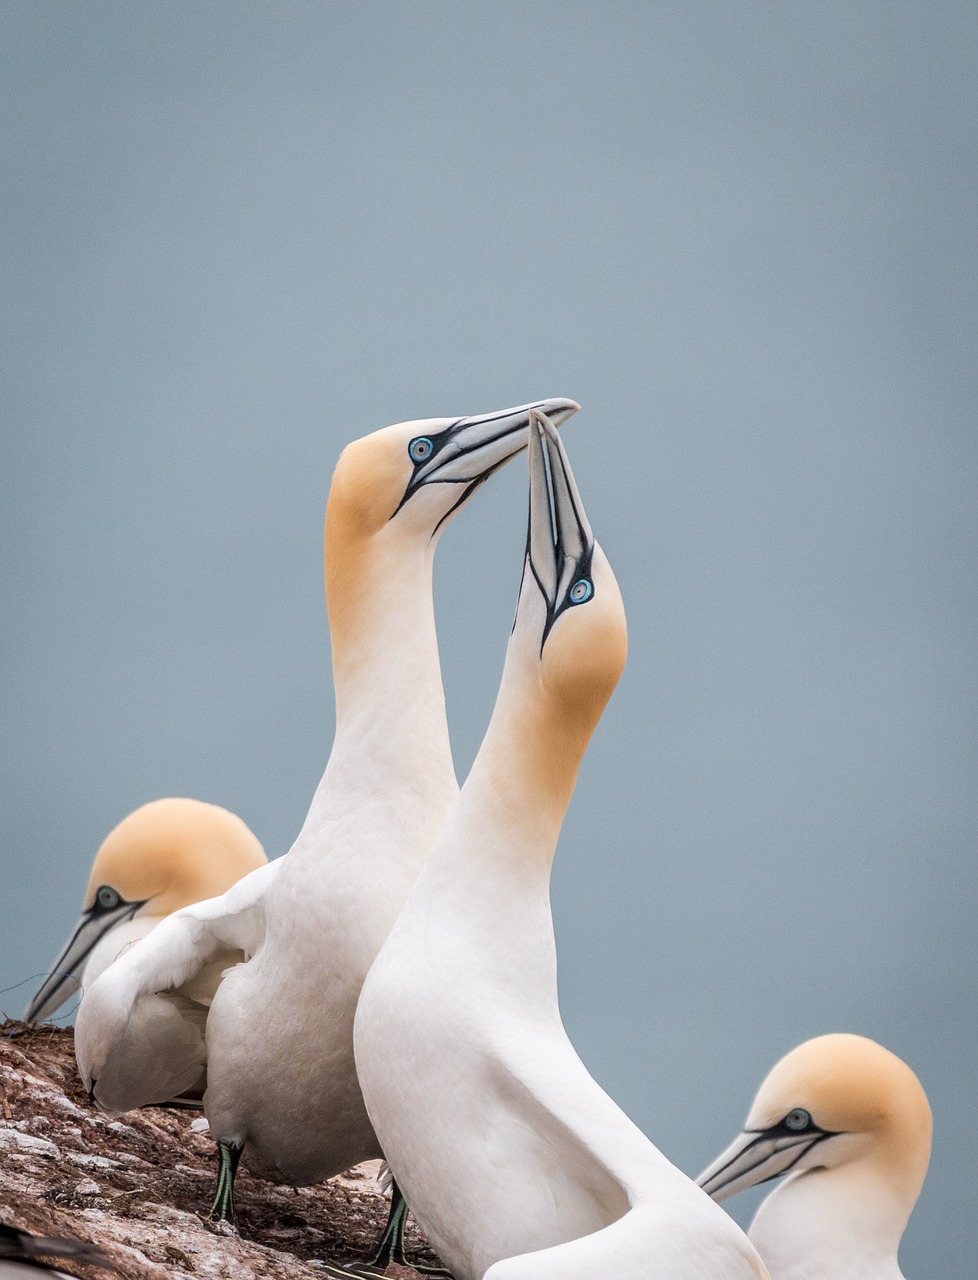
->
xmin=2 ymin=3 xmax=976 ymax=1274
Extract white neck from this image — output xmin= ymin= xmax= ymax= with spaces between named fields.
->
xmin=336 ymin=542 xmax=453 ymax=771
xmin=309 ymin=527 xmax=458 ymax=847
xmin=750 ymin=1164 xmax=910 ymax=1280
xmin=411 ymin=651 xmax=590 ymax=1010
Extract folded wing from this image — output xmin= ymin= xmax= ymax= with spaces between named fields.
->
xmin=75 ymin=859 xmax=280 ymax=1113
xmin=483 ymin=1027 xmax=766 ymax=1280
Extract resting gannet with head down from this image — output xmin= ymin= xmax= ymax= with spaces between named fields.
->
xmin=24 ymin=797 xmax=267 ymax=1025
xmin=74 ymin=400 xmax=580 ymax=1238
xmin=698 ymin=1034 xmax=931 ymax=1280
xmin=354 ymin=412 xmax=767 ymax=1280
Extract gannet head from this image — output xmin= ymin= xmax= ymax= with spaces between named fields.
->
xmin=325 ymin=398 xmax=580 ymax=550
xmin=508 ymin=409 xmax=627 ymax=741
xmin=24 ymin=798 xmax=266 ymax=1023
xmin=697 ymin=1033 xmax=932 ymax=1213
xmin=324 ymin=399 xmax=581 ymax=681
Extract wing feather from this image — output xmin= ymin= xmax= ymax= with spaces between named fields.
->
xmin=483 ymin=1025 xmax=767 ymax=1280
xmin=75 ymin=861 xmax=279 ymax=1113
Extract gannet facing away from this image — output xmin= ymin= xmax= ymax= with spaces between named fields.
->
xmin=697 ymin=1034 xmax=931 ymax=1280
xmin=74 ymin=400 xmax=580 ymax=1233
xmin=24 ymin=797 xmax=267 ymax=1025
xmin=354 ymin=413 xmax=767 ymax=1280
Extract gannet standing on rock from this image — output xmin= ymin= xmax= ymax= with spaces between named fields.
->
xmin=24 ymin=797 xmax=267 ymax=1025
xmin=354 ymin=412 xmax=767 ymax=1280
xmin=75 ymin=400 xmax=580 ymax=1237
xmin=697 ymin=1034 xmax=931 ymax=1280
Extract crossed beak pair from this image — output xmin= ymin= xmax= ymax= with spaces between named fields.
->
xmin=395 ymin=397 xmax=580 ymax=525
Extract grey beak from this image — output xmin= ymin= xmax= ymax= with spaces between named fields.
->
xmin=526 ymin=409 xmax=595 ymax=646
xmin=697 ymin=1126 xmax=833 ymax=1202
xmin=396 ymin=396 xmax=580 ymax=522
xmin=24 ymin=898 xmax=142 ymax=1022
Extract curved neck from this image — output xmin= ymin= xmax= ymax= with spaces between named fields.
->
xmin=322 ymin=511 xmax=456 ymax=802
xmin=751 ymin=1162 xmax=912 ymax=1279
xmin=402 ymin=633 xmax=611 ymax=1015
xmin=480 ymin=700 xmax=588 ymax=852
xmin=431 ymin=650 xmax=599 ymax=894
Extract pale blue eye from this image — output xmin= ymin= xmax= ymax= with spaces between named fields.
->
xmin=96 ymin=886 xmax=120 ymax=911
xmin=784 ymin=1108 xmax=811 ymax=1131
xmin=569 ymin=579 xmax=593 ymax=605
xmin=409 ymin=437 xmax=433 ymax=464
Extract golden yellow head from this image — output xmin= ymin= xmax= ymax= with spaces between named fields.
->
xmin=512 ymin=411 xmax=627 ymax=739
xmin=322 ymin=400 xmax=580 ymax=668
xmin=748 ymin=1033 xmax=931 ymax=1175
xmin=24 ymin=797 xmax=268 ymax=1024
xmin=324 ymin=400 xmax=580 ymax=555
xmin=699 ymin=1032 xmax=931 ymax=1207
xmin=326 ymin=422 xmax=420 ymax=543
xmin=539 ymin=543 xmax=628 ymax=729
xmin=84 ymin=797 xmax=267 ymax=918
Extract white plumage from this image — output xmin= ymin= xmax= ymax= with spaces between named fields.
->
xmin=355 ymin=413 xmax=768 ymax=1280
xmin=75 ymin=401 xmax=579 ymax=1207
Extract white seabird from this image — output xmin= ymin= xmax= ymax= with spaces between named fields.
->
xmin=697 ymin=1033 xmax=931 ymax=1280
xmin=74 ymin=400 xmax=580 ymax=1237
xmin=24 ymin=797 xmax=267 ymax=1026
xmin=354 ymin=412 xmax=768 ymax=1280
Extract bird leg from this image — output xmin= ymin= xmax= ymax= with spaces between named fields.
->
xmin=207 ymin=1139 xmax=243 ymax=1225
xmin=322 ymin=1180 xmax=454 ymax=1278
xmin=363 ymin=1180 xmax=453 ymax=1277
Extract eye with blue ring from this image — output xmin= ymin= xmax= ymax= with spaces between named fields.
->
xmin=408 ymin=437 xmax=434 ymax=464
xmin=96 ymin=885 xmax=121 ymax=911
xmin=569 ymin=579 xmax=593 ymax=605
xmin=784 ymin=1108 xmax=811 ymax=1131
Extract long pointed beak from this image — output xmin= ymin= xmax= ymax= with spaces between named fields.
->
xmin=527 ymin=409 xmax=595 ymax=644
xmin=24 ymin=899 xmax=142 ymax=1023
xmin=398 ymin=397 xmax=580 ymax=519
xmin=696 ymin=1127 xmax=832 ymax=1203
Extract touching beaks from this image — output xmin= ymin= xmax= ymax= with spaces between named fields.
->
xmin=696 ymin=1123 xmax=835 ymax=1203
xmin=23 ymin=894 xmax=145 ymax=1023
xmin=526 ymin=408 xmax=596 ymax=646
xmin=395 ymin=397 xmax=580 ymax=521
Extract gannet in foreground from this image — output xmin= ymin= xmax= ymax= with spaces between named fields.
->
xmin=75 ymin=400 xmax=580 ymax=1238
xmin=0 ymin=1221 xmax=118 ymax=1278
xmin=697 ymin=1034 xmax=931 ymax=1280
xmin=354 ymin=412 xmax=767 ymax=1280
xmin=24 ymin=798 xmax=267 ymax=1025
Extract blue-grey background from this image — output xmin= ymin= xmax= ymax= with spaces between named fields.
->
xmin=2 ymin=3 xmax=975 ymax=1273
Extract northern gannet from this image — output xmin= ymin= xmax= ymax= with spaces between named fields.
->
xmin=24 ymin=797 xmax=267 ymax=1025
xmin=74 ymin=400 xmax=580 ymax=1238
xmin=0 ymin=1221 xmax=118 ymax=1279
xmin=697 ymin=1034 xmax=931 ymax=1280
xmin=354 ymin=412 xmax=768 ymax=1280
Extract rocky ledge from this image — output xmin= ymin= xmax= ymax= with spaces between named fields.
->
xmin=0 ymin=1022 xmax=437 ymax=1279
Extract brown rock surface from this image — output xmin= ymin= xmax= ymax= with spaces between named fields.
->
xmin=0 ymin=1022 xmax=440 ymax=1279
